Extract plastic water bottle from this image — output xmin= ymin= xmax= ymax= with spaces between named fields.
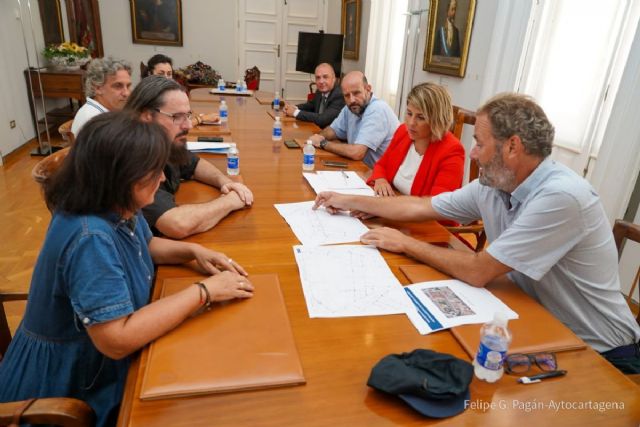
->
xmin=218 ymin=78 xmax=225 ymax=91
xmin=241 ymin=80 xmax=247 ymax=92
xmin=236 ymin=79 xmax=242 ymax=92
xmin=303 ymin=139 xmax=315 ymax=171
xmin=219 ymin=100 xmax=228 ymax=124
xmin=227 ymin=143 xmax=239 ymax=175
xmin=272 ymin=116 xmax=282 ymax=141
xmin=273 ymin=91 xmax=280 ymax=111
xmin=473 ymin=312 xmax=512 ymax=383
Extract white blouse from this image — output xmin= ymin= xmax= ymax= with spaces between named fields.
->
xmin=392 ymin=144 xmax=423 ymax=195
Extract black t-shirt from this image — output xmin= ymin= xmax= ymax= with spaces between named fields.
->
xmin=141 ymin=152 xmax=199 ymax=235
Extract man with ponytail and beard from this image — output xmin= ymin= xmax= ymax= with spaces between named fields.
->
xmin=124 ymin=76 xmax=253 ymax=239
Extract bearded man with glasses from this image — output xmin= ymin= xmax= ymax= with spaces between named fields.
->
xmin=123 ymin=76 xmax=253 ymax=239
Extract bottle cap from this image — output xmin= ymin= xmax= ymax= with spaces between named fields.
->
xmin=493 ymin=311 xmax=509 ymax=326
xmin=306 ymin=139 xmax=312 ymax=145
xmin=275 ymin=116 xmax=281 ymax=121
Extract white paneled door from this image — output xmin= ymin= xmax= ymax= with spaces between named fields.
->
xmin=238 ymin=0 xmax=327 ymax=103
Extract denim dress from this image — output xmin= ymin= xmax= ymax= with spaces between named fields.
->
xmin=0 ymin=211 xmax=154 ymax=427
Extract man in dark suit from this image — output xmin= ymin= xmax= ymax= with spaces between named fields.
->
xmin=434 ymin=0 xmax=461 ymax=57
xmin=283 ymin=63 xmax=345 ymax=128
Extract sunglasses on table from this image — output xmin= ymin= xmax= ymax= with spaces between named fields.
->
xmin=504 ymin=352 xmax=558 ymax=374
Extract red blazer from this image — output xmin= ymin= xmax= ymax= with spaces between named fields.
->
xmin=367 ymin=124 xmax=465 ymax=196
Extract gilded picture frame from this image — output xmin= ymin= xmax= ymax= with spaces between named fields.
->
xmin=38 ymin=0 xmax=64 ymax=46
xmin=423 ymin=0 xmax=476 ymax=77
xmin=65 ymin=0 xmax=104 ymax=57
xmin=341 ymin=0 xmax=361 ymax=60
xmin=130 ymin=0 xmax=183 ymax=46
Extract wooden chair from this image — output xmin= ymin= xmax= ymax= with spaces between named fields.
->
xmin=244 ymin=66 xmax=260 ymax=90
xmin=307 ymin=82 xmax=317 ymax=102
xmin=31 ymin=146 xmax=70 ymax=185
xmin=0 ymin=292 xmax=95 ymax=426
xmin=445 ymin=106 xmax=486 ymax=251
xmin=58 ymin=120 xmax=75 ymax=147
xmin=612 ymin=219 xmax=640 ymax=325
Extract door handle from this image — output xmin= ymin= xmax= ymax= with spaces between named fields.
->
xmin=275 ymin=44 xmax=280 ymax=57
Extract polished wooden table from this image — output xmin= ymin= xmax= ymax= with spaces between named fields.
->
xmin=117 ymin=89 xmax=640 ymax=426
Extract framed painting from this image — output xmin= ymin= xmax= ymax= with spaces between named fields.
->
xmin=65 ymin=0 xmax=104 ymax=57
xmin=38 ymin=0 xmax=64 ymax=46
xmin=423 ymin=0 xmax=476 ymax=77
xmin=341 ymin=0 xmax=361 ymax=60
xmin=130 ymin=0 xmax=183 ymax=46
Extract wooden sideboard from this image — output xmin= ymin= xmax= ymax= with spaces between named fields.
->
xmin=24 ymin=68 xmax=85 ymax=133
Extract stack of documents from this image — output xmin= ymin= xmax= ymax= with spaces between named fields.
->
xmin=186 ymin=141 xmax=231 ymax=154
xmin=303 ymin=171 xmax=374 ymax=196
xmin=404 ymin=280 xmax=518 ymax=335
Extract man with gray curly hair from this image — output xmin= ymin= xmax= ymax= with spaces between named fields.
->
xmin=314 ymin=93 xmax=640 ymax=374
xmin=71 ymin=57 xmax=132 ymax=136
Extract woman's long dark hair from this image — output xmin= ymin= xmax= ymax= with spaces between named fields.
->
xmin=44 ymin=112 xmax=171 ymax=214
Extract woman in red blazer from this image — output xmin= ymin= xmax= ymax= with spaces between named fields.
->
xmin=367 ymin=82 xmax=464 ymax=197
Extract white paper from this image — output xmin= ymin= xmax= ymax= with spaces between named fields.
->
xmin=274 ymin=201 xmax=369 ymax=245
xmin=403 ymin=279 xmax=518 ymax=335
xmin=293 ymin=245 xmax=411 ymax=317
xmin=316 ymin=171 xmax=369 ymax=189
xmin=303 ymin=172 xmax=375 ymax=196
xmin=186 ymin=141 xmax=231 ymax=153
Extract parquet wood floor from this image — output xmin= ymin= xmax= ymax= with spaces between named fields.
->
xmin=0 ymin=139 xmax=54 ymax=334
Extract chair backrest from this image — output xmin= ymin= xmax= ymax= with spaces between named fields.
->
xmin=31 ymin=146 xmax=71 ymax=185
xmin=244 ymin=66 xmax=260 ymax=90
xmin=0 ymin=292 xmax=28 ymax=359
xmin=0 ymin=397 xmax=95 ymax=427
xmin=0 ymin=293 xmax=95 ymax=426
xmin=451 ymin=105 xmax=478 ymax=181
xmin=612 ymin=219 xmax=640 ymax=324
xmin=308 ymin=82 xmax=316 ymax=101
xmin=58 ymin=120 xmax=75 ymax=146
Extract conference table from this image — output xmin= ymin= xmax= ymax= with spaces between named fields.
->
xmin=117 ymin=89 xmax=640 ymax=426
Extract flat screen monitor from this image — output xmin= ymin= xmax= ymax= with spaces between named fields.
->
xmin=296 ymin=32 xmax=343 ymax=76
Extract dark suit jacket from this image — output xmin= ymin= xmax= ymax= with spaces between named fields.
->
xmin=295 ymin=86 xmax=345 ymax=128
xmin=434 ymin=25 xmax=461 ymax=57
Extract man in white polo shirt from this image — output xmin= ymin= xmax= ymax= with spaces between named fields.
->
xmin=71 ymin=57 xmax=132 ymax=136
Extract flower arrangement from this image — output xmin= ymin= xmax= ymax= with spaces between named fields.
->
xmin=43 ymin=42 xmax=90 ymax=69
xmin=174 ymin=61 xmax=221 ymax=86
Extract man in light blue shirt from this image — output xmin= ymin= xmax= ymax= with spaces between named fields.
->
xmin=308 ymin=71 xmax=399 ymax=168
xmin=314 ymin=93 xmax=640 ymax=374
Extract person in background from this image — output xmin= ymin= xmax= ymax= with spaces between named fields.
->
xmin=141 ymin=53 xmax=173 ymax=79
xmin=124 ymin=76 xmax=253 ymax=239
xmin=367 ymin=82 xmax=464 ymax=197
xmin=314 ymin=93 xmax=640 ymax=374
xmin=140 ymin=54 xmax=218 ymax=125
xmin=71 ymin=57 xmax=132 ymax=136
xmin=283 ymin=63 xmax=345 ymax=128
xmin=307 ymin=71 xmax=400 ymax=168
xmin=0 ymin=112 xmax=253 ymax=427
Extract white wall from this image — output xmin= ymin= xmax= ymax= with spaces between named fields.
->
xmin=0 ymin=0 xmax=48 ymax=157
xmin=100 ymin=0 xmax=238 ymax=85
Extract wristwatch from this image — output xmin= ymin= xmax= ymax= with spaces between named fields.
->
xmin=319 ymin=138 xmax=328 ymax=150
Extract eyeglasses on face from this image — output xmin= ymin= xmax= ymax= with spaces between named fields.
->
xmin=154 ymin=108 xmax=193 ymax=125
xmin=504 ymin=352 xmax=558 ymax=374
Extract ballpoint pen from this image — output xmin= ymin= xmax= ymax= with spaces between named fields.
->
xmin=518 ymin=370 xmax=567 ymax=384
